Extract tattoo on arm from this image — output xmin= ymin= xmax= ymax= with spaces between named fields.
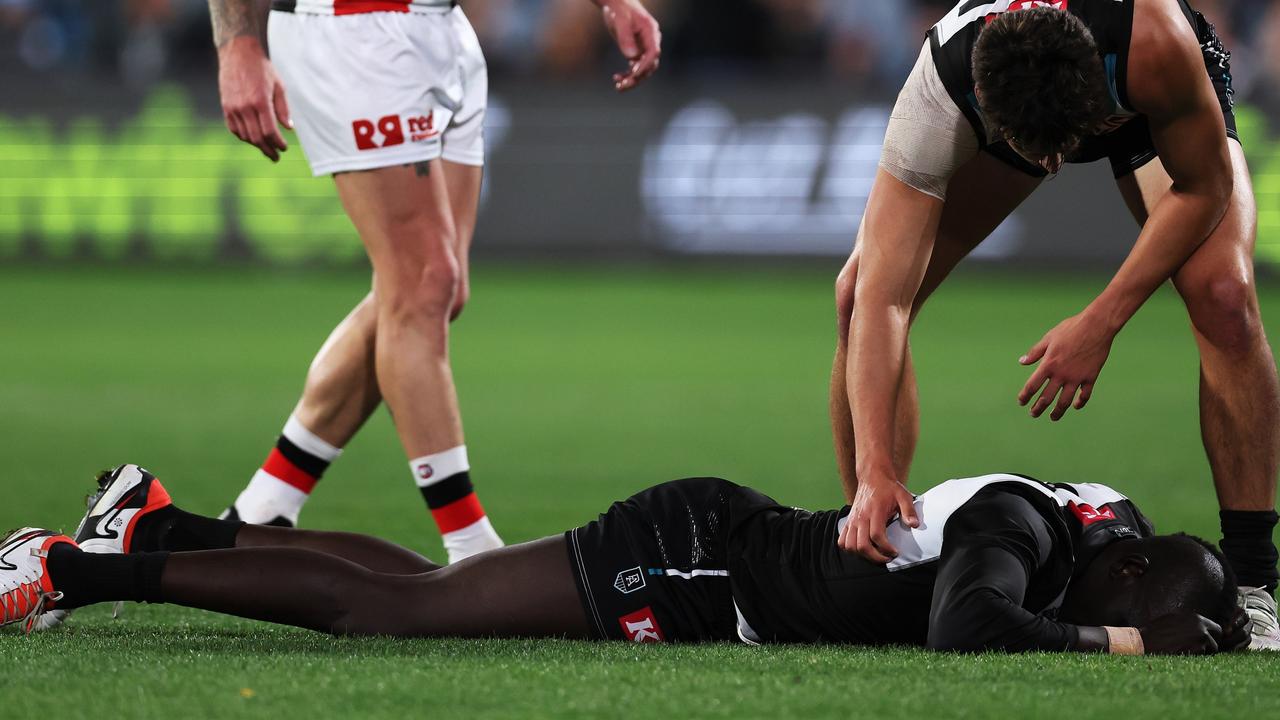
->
xmin=209 ymin=0 xmax=266 ymax=48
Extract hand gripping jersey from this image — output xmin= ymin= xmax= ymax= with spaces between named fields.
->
xmin=728 ymin=473 xmax=1153 ymax=648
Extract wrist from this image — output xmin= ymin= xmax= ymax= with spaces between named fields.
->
xmin=217 ymin=33 xmax=265 ymax=57
xmin=1103 ymin=626 xmax=1145 ymax=655
xmin=1082 ymin=296 xmax=1128 ymax=335
xmin=854 ymin=458 xmax=897 ymax=485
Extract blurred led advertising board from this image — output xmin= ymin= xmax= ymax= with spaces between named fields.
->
xmin=1 ymin=81 xmax=1277 ymax=267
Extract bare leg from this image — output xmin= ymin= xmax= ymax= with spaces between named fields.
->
xmin=275 ymin=163 xmax=482 ymax=450
xmin=335 ymin=161 xmax=464 ymax=461
xmin=830 ymin=153 xmax=1042 ymax=501
xmin=157 ymin=537 xmax=589 ymax=638
xmin=293 ymin=293 xmax=383 ymax=447
xmin=236 ymin=525 xmax=441 ymax=574
xmin=1116 ymin=141 xmax=1279 ymax=514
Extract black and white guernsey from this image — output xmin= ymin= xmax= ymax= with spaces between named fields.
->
xmin=727 ymin=473 xmax=1154 ymax=650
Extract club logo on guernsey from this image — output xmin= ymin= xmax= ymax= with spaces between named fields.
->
xmin=614 ymin=566 xmax=646 ymax=594
xmin=417 ymin=464 xmax=435 ymax=481
xmin=1069 ymin=501 xmax=1117 ymax=526
xmin=619 ymin=607 xmax=665 ymax=643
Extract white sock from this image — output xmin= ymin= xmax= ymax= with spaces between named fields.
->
xmin=227 ymin=414 xmax=342 ymax=525
xmin=410 ymin=445 xmax=504 ymax=563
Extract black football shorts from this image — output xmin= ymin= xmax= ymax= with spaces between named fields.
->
xmin=565 ymin=477 xmax=741 ymax=643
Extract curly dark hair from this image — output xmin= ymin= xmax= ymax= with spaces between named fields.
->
xmin=972 ymin=8 xmax=1111 ymax=159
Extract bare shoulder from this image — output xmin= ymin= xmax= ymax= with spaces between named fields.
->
xmin=1126 ymin=0 xmax=1205 ymax=115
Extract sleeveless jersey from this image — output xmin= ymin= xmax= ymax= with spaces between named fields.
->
xmin=929 ymin=0 xmax=1138 ymax=146
xmin=727 ymin=473 xmax=1153 ymax=644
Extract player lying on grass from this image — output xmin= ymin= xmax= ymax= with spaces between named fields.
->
xmin=3 ymin=465 xmax=1248 ymax=654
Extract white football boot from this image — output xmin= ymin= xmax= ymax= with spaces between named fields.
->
xmin=1239 ymin=586 xmax=1280 ymax=651
xmin=0 ymin=528 xmax=76 ymax=634
xmin=31 ymin=464 xmax=172 ymax=631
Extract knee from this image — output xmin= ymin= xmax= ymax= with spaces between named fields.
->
xmin=379 ymin=251 xmax=460 ymax=329
xmin=1182 ymin=276 xmax=1263 ymax=356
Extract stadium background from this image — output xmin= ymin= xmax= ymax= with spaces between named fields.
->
xmin=1 ymin=1 xmax=1279 ymax=718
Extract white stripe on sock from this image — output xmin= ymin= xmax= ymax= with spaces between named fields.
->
xmin=283 ymin=414 xmax=343 ymax=462
xmin=233 ymin=469 xmax=309 ymax=525
xmin=410 ymin=445 xmax=470 ymax=488
xmin=443 ymin=516 xmax=503 ymax=564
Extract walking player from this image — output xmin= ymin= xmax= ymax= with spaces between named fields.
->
xmin=206 ymin=0 xmax=661 ymax=561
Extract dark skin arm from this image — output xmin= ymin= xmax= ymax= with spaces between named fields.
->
xmin=1017 ymin=0 xmax=1234 ymax=420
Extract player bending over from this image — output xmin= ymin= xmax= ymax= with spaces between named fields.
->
xmin=3 ymin=465 xmax=1247 ymax=654
xmin=831 ymin=0 xmax=1279 ymax=648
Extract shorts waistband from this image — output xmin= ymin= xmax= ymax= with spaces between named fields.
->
xmin=271 ymin=0 xmax=458 ymax=13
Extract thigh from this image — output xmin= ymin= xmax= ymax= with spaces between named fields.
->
xmin=393 ymin=536 xmax=593 ymax=638
xmin=442 ymin=161 xmax=483 ymax=253
xmin=334 ymin=161 xmax=458 ymax=275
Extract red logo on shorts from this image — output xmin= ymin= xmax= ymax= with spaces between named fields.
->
xmin=407 ymin=112 xmax=439 ymax=142
xmin=619 ymin=607 xmax=665 ymax=643
xmin=1069 ymin=501 xmax=1116 ymax=526
xmin=353 ymin=115 xmax=406 ymax=150
xmin=353 ymin=112 xmax=439 ymax=151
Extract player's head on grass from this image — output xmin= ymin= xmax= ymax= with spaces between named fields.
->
xmin=972 ymin=7 xmax=1110 ymax=171
xmin=1061 ymin=532 xmax=1238 ymax=629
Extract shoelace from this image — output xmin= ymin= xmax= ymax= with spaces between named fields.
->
xmin=1242 ymin=592 xmax=1279 ymax=635
xmin=1 ymin=549 xmax=64 ymax=635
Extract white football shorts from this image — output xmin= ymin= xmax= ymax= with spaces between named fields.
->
xmin=267 ymin=7 xmax=487 ymax=176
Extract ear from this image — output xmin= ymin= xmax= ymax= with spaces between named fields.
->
xmin=1110 ymin=553 xmax=1150 ymax=579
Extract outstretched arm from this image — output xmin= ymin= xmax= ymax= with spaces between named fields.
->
xmin=208 ymin=0 xmax=292 ymax=161
xmin=1017 ymin=0 xmax=1233 ymax=420
xmin=834 ymin=171 xmax=940 ymax=562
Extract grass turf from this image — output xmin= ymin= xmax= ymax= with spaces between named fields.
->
xmin=0 ymin=264 xmax=1277 ymax=719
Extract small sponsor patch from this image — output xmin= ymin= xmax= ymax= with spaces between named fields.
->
xmin=614 ymin=566 xmax=645 ymax=594
xmin=1069 ymin=501 xmax=1116 ymax=526
xmin=619 ymin=607 xmax=665 ymax=643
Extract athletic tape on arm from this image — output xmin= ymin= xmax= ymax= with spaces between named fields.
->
xmin=878 ymin=45 xmax=979 ymax=201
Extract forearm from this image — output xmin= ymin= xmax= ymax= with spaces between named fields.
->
xmin=1088 ymin=187 xmax=1228 ymax=331
xmin=209 ymin=0 xmax=269 ymax=49
xmin=846 ymin=300 xmax=910 ymax=483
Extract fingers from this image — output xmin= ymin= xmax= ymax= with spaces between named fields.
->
xmin=1019 ymin=338 xmax=1048 ymax=366
xmin=274 ymin=82 xmax=293 ymax=130
xmin=256 ymin=105 xmax=287 ymax=162
xmin=1018 ymin=365 xmax=1049 ymax=406
xmin=609 ymin=9 xmax=661 ymax=91
xmin=1199 ymin=616 xmax=1223 ymax=655
xmin=1029 ymin=379 xmax=1063 ymax=418
xmin=896 ymin=489 xmax=919 ymax=529
xmin=1074 ymin=383 xmax=1093 ymax=410
xmin=856 ymin=522 xmax=894 ymax=564
xmin=1050 ymin=382 xmax=1079 ymax=421
xmin=868 ymin=520 xmax=899 ymax=561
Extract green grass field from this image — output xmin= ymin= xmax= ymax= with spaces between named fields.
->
xmin=1 ymin=265 xmax=1277 ymax=719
